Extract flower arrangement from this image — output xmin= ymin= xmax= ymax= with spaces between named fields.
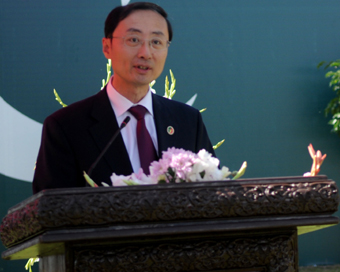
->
xmin=85 ymin=148 xmax=247 ymax=187
xmin=84 ymin=143 xmax=326 ymax=188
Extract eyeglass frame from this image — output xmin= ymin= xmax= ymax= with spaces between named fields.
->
xmin=108 ymin=35 xmax=171 ymax=50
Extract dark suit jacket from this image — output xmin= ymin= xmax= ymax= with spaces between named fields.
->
xmin=32 ymin=87 xmax=215 ymax=193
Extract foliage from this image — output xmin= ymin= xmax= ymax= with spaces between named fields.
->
xmin=212 ymin=139 xmax=225 ymax=150
xmin=25 ymin=258 xmax=39 ymax=272
xmin=164 ymin=69 xmax=176 ymax=99
xmin=101 ymin=59 xmax=112 ymax=90
xmin=318 ymin=60 xmax=340 ymax=137
xmin=53 ymin=89 xmax=67 ymax=107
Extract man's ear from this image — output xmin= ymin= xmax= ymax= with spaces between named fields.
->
xmin=102 ymin=37 xmax=111 ymax=58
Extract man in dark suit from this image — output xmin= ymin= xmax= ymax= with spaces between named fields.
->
xmin=33 ymin=2 xmax=215 ymax=193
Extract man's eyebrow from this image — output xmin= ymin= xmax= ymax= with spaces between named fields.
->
xmin=126 ymin=28 xmax=142 ymax=34
xmin=151 ymin=31 xmax=165 ymax=36
xmin=126 ymin=28 xmax=165 ymax=36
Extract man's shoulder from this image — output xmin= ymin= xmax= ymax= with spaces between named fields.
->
xmin=45 ymin=90 xmax=108 ymax=124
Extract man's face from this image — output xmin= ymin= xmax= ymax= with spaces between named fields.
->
xmin=102 ymin=10 xmax=169 ymax=93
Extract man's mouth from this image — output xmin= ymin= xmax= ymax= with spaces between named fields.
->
xmin=135 ymin=65 xmax=150 ymax=71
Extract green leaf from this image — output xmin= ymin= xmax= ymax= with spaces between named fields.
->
xmin=101 ymin=79 xmax=106 ymax=90
xmin=330 ymin=79 xmax=340 ymax=87
xmin=25 ymin=258 xmax=39 ymax=272
xmin=325 ymin=71 xmax=335 ymax=78
xmin=232 ymin=161 xmax=247 ymax=180
xmin=149 ymin=80 xmax=156 ymax=88
xmin=328 ymin=119 xmax=337 ymax=125
xmin=101 ymin=59 xmax=112 ymax=90
xmin=83 ymin=171 xmax=98 ymax=187
xmin=333 ymin=113 xmax=340 ymax=118
xmin=322 ymin=59 xmax=340 ymax=138
xmin=53 ymin=89 xmax=67 ymax=107
xmin=213 ymin=139 xmax=225 ymax=150
xmin=317 ymin=61 xmax=326 ymax=69
xmin=164 ymin=75 xmax=169 ymax=97
xmin=199 ymin=170 xmax=205 ymax=179
xmin=170 ymin=69 xmax=175 ymax=82
xmin=123 ymin=179 xmax=139 ymax=186
xmin=329 ymin=61 xmax=340 ymax=67
xmin=167 ymin=167 xmax=175 ymax=177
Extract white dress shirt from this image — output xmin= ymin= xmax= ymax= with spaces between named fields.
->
xmin=106 ymin=77 xmax=158 ymax=173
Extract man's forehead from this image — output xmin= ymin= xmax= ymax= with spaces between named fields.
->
xmin=115 ymin=10 xmax=168 ymax=36
xmin=125 ymin=27 xmax=166 ymax=36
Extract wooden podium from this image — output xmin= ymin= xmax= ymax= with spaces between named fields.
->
xmin=1 ymin=175 xmax=339 ymax=272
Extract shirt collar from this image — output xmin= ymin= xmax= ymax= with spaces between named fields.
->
xmin=106 ymin=76 xmax=154 ymax=117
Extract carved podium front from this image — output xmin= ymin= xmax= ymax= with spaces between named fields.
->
xmin=1 ymin=176 xmax=339 ymax=272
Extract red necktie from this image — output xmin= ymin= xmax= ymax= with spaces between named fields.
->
xmin=128 ymin=105 xmax=158 ymax=175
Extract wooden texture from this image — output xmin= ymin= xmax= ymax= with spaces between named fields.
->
xmin=1 ymin=175 xmax=339 ymax=271
xmin=39 ymin=255 xmax=65 ymax=272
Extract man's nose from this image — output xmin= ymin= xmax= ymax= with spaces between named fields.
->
xmin=137 ymin=40 xmax=152 ymax=59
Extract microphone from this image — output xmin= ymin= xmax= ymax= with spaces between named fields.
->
xmin=87 ymin=116 xmax=130 ymax=178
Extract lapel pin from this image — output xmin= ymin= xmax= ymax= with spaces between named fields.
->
xmin=167 ymin=126 xmax=175 ymax=135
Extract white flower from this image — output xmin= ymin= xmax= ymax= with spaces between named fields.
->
xmin=109 ymin=148 xmax=240 ymax=186
xmin=131 ymin=168 xmax=157 ymax=185
xmin=187 ymin=151 xmax=231 ymax=182
xmin=110 ymin=173 xmax=131 ymax=186
xmin=110 ymin=168 xmax=157 ymax=186
xmin=220 ymin=166 xmax=231 ymax=179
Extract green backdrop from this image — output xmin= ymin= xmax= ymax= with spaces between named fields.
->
xmin=1 ymin=1 xmax=339 ymax=270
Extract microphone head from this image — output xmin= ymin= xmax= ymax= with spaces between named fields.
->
xmin=121 ymin=116 xmax=130 ymax=128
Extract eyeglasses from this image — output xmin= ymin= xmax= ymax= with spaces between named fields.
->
xmin=110 ymin=35 xmax=170 ymax=50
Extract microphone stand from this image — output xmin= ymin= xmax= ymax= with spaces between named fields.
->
xmin=87 ymin=116 xmax=130 ymax=178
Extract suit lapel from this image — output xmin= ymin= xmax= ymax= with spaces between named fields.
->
xmin=89 ymin=88 xmax=133 ymax=175
xmin=88 ymin=91 xmax=178 ymax=175
xmin=152 ymin=94 xmax=178 ymax=156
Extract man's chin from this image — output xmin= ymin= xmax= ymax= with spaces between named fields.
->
xmin=129 ymin=80 xmax=152 ymax=90
xmin=133 ymin=77 xmax=155 ymax=87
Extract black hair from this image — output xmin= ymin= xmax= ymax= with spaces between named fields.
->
xmin=104 ymin=2 xmax=173 ymax=41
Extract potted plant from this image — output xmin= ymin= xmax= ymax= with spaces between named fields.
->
xmin=318 ymin=60 xmax=340 ymax=137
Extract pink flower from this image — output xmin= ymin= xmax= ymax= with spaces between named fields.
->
xmin=110 ymin=148 xmax=238 ymax=186
xmin=150 ymin=148 xmax=198 ymax=183
xmin=169 ymin=151 xmax=196 ymax=180
xmin=150 ymin=158 xmax=169 ymax=182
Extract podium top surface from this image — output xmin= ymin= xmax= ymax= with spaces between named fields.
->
xmin=1 ymin=175 xmax=339 ymax=252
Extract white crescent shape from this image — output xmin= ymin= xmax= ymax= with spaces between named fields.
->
xmin=0 ymin=96 xmax=42 ymax=182
xmin=121 ymin=0 xmax=130 ymax=6
xmin=186 ymin=93 xmax=197 ymax=106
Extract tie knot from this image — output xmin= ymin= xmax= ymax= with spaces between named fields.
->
xmin=129 ymin=105 xmax=148 ymax=120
